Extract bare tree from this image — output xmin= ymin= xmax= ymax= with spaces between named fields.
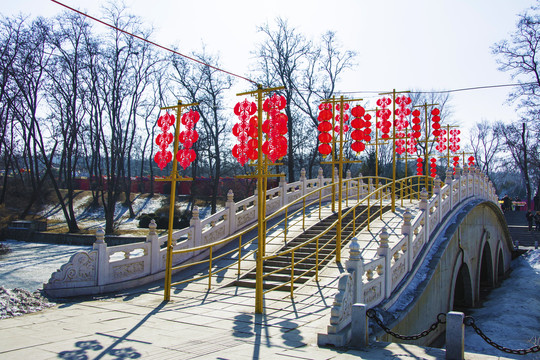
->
xmin=468 ymin=120 xmax=501 ymax=179
xmin=293 ymin=31 xmax=356 ymax=178
xmin=170 ymin=49 xmax=233 ymax=214
xmin=254 ymin=18 xmax=313 ymax=182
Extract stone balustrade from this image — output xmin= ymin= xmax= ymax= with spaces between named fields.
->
xmin=318 ymin=167 xmax=499 ymax=346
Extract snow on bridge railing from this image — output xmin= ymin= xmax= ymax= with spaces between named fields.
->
xmin=318 ymin=166 xmax=499 ymax=347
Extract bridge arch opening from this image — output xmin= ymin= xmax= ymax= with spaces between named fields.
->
xmin=497 ymin=249 xmax=505 ymax=284
xmin=479 ymin=242 xmax=494 ymax=299
xmin=453 ymin=262 xmax=473 ymax=311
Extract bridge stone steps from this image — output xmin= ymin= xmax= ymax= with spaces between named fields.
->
xmin=232 ymin=205 xmax=389 ymax=292
xmin=504 ymin=210 xmax=540 ymax=248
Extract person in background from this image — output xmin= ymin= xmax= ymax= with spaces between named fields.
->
xmin=535 ymin=211 xmax=540 ymax=232
xmin=526 ymin=210 xmax=534 ymax=231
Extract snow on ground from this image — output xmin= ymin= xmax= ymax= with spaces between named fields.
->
xmin=0 ymin=286 xmax=54 ymax=320
xmin=40 ymin=192 xmax=225 ymax=233
xmin=40 ymin=193 xmax=168 ymax=232
xmin=464 ymin=249 xmax=540 ymax=359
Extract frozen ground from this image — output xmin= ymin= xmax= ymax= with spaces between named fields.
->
xmin=39 ymin=192 xmax=224 ymax=234
xmin=464 ymin=249 xmax=540 ymax=359
xmin=40 ymin=192 xmax=167 ymax=233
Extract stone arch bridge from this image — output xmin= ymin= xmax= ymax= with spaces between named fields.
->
xmin=44 ymin=167 xmax=511 ymax=348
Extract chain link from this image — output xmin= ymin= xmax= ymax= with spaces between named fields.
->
xmin=366 ymin=309 xmax=446 ymax=341
xmin=464 ymin=316 xmax=540 ymax=355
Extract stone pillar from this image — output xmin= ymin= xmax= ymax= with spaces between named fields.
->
xmin=402 ymin=210 xmax=413 ymax=272
xmin=147 ymin=220 xmax=161 ymax=274
xmin=446 ymin=311 xmax=465 ymax=360
xmin=190 ymin=206 xmax=201 ymax=247
xmin=419 ymin=188 xmax=430 ymax=244
xmin=455 ymin=166 xmax=462 ymax=203
xmin=226 ymin=190 xmax=236 ymax=235
xmin=351 ymin=304 xmax=369 ymax=348
xmin=280 ymin=173 xmax=287 ymax=208
xmin=346 ymin=237 xmax=364 ymax=303
xmin=445 ymin=168 xmax=453 ymax=209
xmin=93 ymin=228 xmax=108 ymax=286
xmin=300 ymin=168 xmax=307 ymax=196
xmin=378 ymin=228 xmax=391 ymax=298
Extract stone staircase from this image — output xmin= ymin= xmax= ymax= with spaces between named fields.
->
xmin=234 ymin=205 xmax=389 ymax=291
xmin=504 ymin=210 xmax=540 ymax=248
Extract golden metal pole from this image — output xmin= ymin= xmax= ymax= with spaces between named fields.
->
xmin=375 ymin=108 xmax=379 ymax=179
xmin=331 ymin=96 xmax=336 ymax=213
xmin=336 ymin=96 xmax=344 ymax=263
xmin=391 ymin=90 xmax=397 ymax=212
xmin=162 ymin=100 xmax=198 ymax=301
xmin=255 ymin=85 xmax=265 ymax=314
xmin=237 ymin=84 xmax=284 ymax=314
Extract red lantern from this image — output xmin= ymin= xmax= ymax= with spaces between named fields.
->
xmin=262 ymin=94 xmax=288 ymax=163
xmin=416 ymin=157 xmax=423 ymax=175
xmin=430 ymin=157 xmax=437 ymax=177
xmin=376 ymin=97 xmax=392 ymax=140
xmin=154 ymin=112 xmax=175 ymax=170
xmin=232 ymin=99 xmax=257 ymax=166
xmin=318 ymin=102 xmax=333 ymax=156
xmin=176 ymin=109 xmax=200 ymax=169
xmin=350 ymin=105 xmax=371 ymax=154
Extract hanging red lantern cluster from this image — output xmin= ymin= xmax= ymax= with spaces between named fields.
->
xmin=449 ymin=129 xmax=461 ymax=152
xmin=177 ymin=110 xmax=200 ymax=169
xmin=154 ymin=112 xmax=175 ymax=170
xmin=334 ymin=103 xmax=350 ymax=134
xmin=232 ymin=99 xmax=258 ymax=166
xmin=394 ymin=96 xmax=411 ymax=154
xmin=430 ymin=157 xmax=437 ymax=177
xmin=318 ymin=103 xmax=333 ymax=156
xmin=431 ymin=108 xmax=442 ymax=137
xmin=262 ymin=94 xmax=288 ymax=163
xmin=416 ymin=157 xmax=423 ymax=175
xmin=468 ymin=156 xmax=475 ymax=167
xmin=452 ymin=155 xmax=460 ymax=174
xmin=435 ymin=129 xmax=447 ymax=152
xmin=411 ymin=109 xmax=422 ymax=139
xmin=376 ymin=97 xmax=392 ymax=139
xmin=350 ymin=105 xmax=372 ymax=153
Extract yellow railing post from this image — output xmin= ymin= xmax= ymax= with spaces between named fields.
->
xmin=208 ymin=247 xmax=213 ymax=289
xmin=302 ymin=198 xmax=306 ymax=230
xmin=290 ymin=251 xmax=295 ymax=299
xmin=237 ymin=235 xmax=242 ymax=275
xmin=367 ymin=196 xmax=371 ymax=231
xmin=315 ymin=237 xmax=319 ymax=282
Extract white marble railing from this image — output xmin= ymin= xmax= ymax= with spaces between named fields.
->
xmin=44 ymin=168 xmax=339 ymax=296
xmin=320 ymin=167 xmax=498 ymax=345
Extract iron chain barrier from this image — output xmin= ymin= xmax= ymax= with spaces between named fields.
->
xmin=464 ymin=316 xmax=540 ymax=356
xmin=367 ymin=309 xmax=446 ymax=341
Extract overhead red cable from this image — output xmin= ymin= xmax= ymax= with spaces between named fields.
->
xmin=50 ymin=0 xmax=257 ymax=85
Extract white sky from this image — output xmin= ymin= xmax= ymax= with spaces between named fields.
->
xmin=2 ymin=0 xmax=536 ymax=136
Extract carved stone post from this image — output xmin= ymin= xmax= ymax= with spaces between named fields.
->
xmin=93 ymin=228 xmax=108 ymax=286
xmin=147 ymin=220 xmax=161 ymax=274
xmin=377 ymin=228 xmax=391 ymax=298
xmin=300 ymin=168 xmax=307 ymax=197
xmin=226 ymin=190 xmax=236 ymax=235
xmin=445 ymin=168 xmax=453 ymax=209
xmin=455 ymin=166 xmax=462 ymax=203
xmin=434 ymin=175 xmax=442 ymax=219
xmin=346 ymin=237 xmax=364 ymax=303
xmin=358 ymin=173 xmax=364 ymax=198
xmin=190 ymin=206 xmax=201 ymax=247
xmin=280 ymin=173 xmax=287 ymax=208
xmin=419 ymin=188 xmax=429 ymax=244
xmin=402 ymin=210 xmax=412 ymax=272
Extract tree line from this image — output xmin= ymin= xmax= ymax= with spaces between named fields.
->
xmin=2 ymin=3 xmax=538 ymax=235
